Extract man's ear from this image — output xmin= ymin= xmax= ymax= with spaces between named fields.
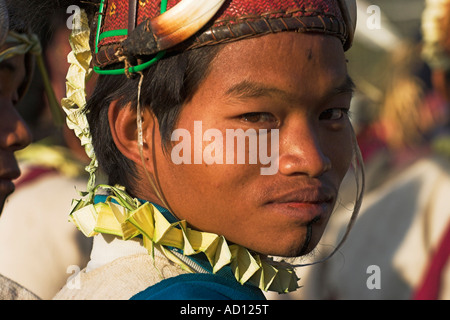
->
xmin=108 ymin=100 xmax=155 ymax=168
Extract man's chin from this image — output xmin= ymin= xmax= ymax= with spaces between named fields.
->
xmin=0 ymin=199 xmax=5 ymax=216
xmin=255 ymin=236 xmax=313 ymax=258
xmin=277 ymin=230 xmax=323 ymax=258
xmin=0 ymin=193 xmax=9 ymax=216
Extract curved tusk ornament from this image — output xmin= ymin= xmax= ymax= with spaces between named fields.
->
xmin=339 ymin=0 xmax=357 ymax=50
xmin=121 ymin=0 xmax=225 ymax=58
xmin=0 ymin=0 xmax=9 ymax=47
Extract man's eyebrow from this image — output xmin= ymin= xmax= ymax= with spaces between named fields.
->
xmin=225 ymin=80 xmax=296 ymax=102
xmin=335 ymin=75 xmax=356 ymax=95
xmin=225 ymin=76 xmax=356 ymax=102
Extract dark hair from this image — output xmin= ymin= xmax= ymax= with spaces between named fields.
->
xmin=86 ymin=45 xmax=222 ymax=194
xmin=5 ymin=0 xmax=29 ymax=34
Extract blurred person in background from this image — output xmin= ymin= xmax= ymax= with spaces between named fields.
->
xmin=0 ymin=0 xmax=37 ymax=300
xmin=0 ymin=2 xmax=95 ymax=300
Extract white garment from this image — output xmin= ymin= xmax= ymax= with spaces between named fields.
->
xmin=53 ymin=234 xmax=187 ymax=300
xmin=85 ymin=234 xmax=148 ymax=272
xmin=0 ymin=170 xmax=92 ymax=300
xmin=0 ymin=273 xmax=39 ymax=300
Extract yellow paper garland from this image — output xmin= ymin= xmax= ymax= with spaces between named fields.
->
xmin=68 ymin=185 xmax=300 ymax=294
xmin=61 ymin=9 xmax=97 ymax=199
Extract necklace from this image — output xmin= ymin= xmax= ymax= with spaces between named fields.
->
xmin=69 ymin=184 xmax=300 ymax=293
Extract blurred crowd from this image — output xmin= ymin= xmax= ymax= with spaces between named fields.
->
xmin=1 ymin=0 xmax=449 ymax=300
xmin=0 ymin=0 xmax=95 ymax=299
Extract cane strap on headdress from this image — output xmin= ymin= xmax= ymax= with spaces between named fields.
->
xmin=93 ymin=0 xmax=356 ymax=74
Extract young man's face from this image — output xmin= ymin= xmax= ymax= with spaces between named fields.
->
xmin=0 ymin=52 xmax=32 ymax=213
xmin=149 ymin=32 xmax=354 ymax=257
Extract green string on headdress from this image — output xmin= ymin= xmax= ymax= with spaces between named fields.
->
xmin=92 ymin=0 xmax=167 ymax=76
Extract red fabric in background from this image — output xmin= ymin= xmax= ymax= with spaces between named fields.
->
xmin=413 ymin=222 xmax=450 ymax=300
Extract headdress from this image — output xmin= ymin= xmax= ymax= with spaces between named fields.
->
xmin=63 ymin=0 xmax=362 ymax=294
xmin=422 ymin=0 xmax=450 ymax=71
xmin=92 ymin=0 xmax=356 ymax=75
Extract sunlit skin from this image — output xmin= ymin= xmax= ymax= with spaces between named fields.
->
xmin=111 ymin=32 xmax=355 ymax=257
xmin=0 ymin=52 xmax=32 ymax=213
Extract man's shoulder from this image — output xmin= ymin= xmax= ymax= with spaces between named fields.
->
xmin=0 ymin=274 xmax=40 ymax=300
xmin=53 ymin=253 xmax=186 ymax=300
xmin=130 ymin=273 xmax=266 ymax=300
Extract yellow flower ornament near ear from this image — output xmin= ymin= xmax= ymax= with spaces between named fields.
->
xmin=61 ymin=10 xmax=97 ymax=200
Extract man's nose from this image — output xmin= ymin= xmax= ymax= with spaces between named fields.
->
xmin=0 ymin=103 xmax=32 ymax=152
xmin=278 ymin=120 xmax=331 ymax=178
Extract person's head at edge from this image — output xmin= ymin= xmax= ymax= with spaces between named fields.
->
xmin=84 ymin=0 xmax=361 ymax=259
xmin=0 ymin=0 xmax=33 ymax=214
xmin=423 ymin=0 xmax=450 ymax=105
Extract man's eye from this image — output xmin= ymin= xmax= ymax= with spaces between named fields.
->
xmin=319 ymin=108 xmax=349 ymax=121
xmin=240 ymin=112 xmax=277 ymax=124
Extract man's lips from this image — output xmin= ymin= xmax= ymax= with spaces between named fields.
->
xmin=265 ymin=201 xmax=331 ymax=222
xmin=264 ymin=186 xmax=335 ymax=222
xmin=0 ymin=168 xmax=21 ymax=196
xmin=266 ymin=185 xmax=335 ymax=204
xmin=0 ymin=178 xmax=16 ymax=196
